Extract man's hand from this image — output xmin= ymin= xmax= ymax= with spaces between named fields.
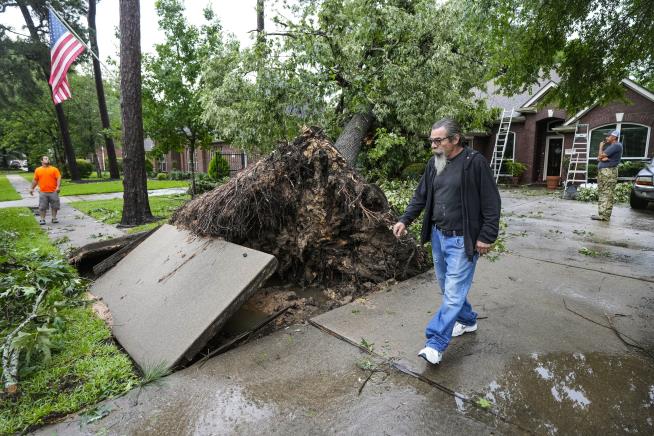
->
xmin=56 ymin=187 xmax=61 ymax=193
xmin=476 ymin=240 xmax=492 ymax=255
xmin=29 ymin=189 xmax=34 ymax=196
xmin=393 ymin=222 xmax=407 ymax=238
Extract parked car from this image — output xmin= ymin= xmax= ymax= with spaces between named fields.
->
xmin=8 ymin=159 xmax=28 ymax=171
xmin=630 ymin=157 xmax=654 ymax=209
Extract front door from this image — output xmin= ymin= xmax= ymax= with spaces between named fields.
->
xmin=545 ymin=137 xmax=563 ymax=178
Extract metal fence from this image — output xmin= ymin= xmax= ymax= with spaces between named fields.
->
xmin=211 ymin=152 xmax=263 ymax=176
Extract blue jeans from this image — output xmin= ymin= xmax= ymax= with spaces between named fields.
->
xmin=425 ymin=226 xmax=478 ymax=352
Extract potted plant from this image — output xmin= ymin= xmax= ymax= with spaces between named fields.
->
xmin=505 ymin=159 xmax=528 ymax=185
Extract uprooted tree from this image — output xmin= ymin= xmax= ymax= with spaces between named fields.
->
xmin=172 ymin=127 xmax=430 ymax=285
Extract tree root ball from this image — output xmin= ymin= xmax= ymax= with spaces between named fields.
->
xmin=171 ymin=127 xmax=430 ymax=284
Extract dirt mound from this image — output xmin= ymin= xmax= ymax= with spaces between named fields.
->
xmin=171 ymin=127 xmax=429 ymax=284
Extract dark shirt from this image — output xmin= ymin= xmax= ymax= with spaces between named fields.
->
xmin=399 ymin=148 xmax=502 ymax=260
xmin=598 ymin=141 xmax=623 ymax=169
xmin=431 ymin=151 xmax=464 ymax=231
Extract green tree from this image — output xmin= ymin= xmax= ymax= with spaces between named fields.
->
xmin=64 ymin=72 xmax=121 ymax=176
xmin=0 ymin=80 xmax=65 ymax=170
xmin=469 ymin=0 xmax=654 ymax=112
xmin=88 ymin=0 xmax=121 ymax=179
xmin=1 ymin=0 xmax=87 ymax=179
xmin=143 ymin=0 xmax=222 ymax=197
xmin=201 ymin=0 xmax=494 ymax=164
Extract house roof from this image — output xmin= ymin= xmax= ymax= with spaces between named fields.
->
xmin=475 ymin=71 xmax=561 ymax=119
xmin=562 ymin=78 xmax=654 ymax=126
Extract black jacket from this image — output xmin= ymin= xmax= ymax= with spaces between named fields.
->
xmin=399 ymin=147 xmax=501 ymax=260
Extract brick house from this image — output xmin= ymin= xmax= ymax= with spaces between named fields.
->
xmin=151 ymin=141 xmax=259 ymax=176
xmin=470 ymin=78 xmax=654 ymax=184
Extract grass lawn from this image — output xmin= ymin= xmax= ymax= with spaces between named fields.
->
xmin=0 ymin=173 xmax=21 ymax=201
xmin=71 ymin=194 xmax=190 ymax=233
xmin=0 ymin=208 xmax=138 ymax=434
xmin=20 ymin=172 xmax=188 ymax=196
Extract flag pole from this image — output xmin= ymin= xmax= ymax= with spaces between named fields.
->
xmin=47 ymin=4 xmax=115 ymax=78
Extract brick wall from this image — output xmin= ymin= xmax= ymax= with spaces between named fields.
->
xmin=578 ymin=87 xmax=654 ymax=159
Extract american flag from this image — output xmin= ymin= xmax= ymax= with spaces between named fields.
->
xmin=48 ymin=8 xmax=85 ymax=104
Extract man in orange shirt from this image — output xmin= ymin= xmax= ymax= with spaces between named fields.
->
xmin=30 ymin=156 xmax=62 ymax=225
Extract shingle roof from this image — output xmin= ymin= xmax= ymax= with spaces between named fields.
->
xmin=475 ymin=72 xmax=561 ymax=118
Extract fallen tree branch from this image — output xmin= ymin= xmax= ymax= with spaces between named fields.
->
xmin=562 ymin=298 xmax=653 ymax=360
xmin=2 ymin=284 xmax=48 ymax=394
xmin=604 ymin=313 xmax=654 ymax=359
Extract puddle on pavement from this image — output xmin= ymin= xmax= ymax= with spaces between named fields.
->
xmin=476 ymin=351 xmax=654 ymax=434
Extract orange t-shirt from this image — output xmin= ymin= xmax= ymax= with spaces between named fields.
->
xmin=34 ymin=166 xmax=61 ymax=193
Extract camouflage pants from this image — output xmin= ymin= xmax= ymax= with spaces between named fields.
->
xmin=598 ymin=167 xmax=618 ymax=220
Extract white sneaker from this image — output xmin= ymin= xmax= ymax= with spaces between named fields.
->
xmin=418 ymin=347 xmax=443 ymax=365
xmin=452 ymin=322 xmax=478 ymax=337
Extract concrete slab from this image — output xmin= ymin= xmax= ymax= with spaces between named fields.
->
xmin=33 ymin=325 xmax=517 ymax=435
xmin=92 ymin=224 xmax=278 ymax=370
xmin=311 ymin=254 xmax=654 ymax=433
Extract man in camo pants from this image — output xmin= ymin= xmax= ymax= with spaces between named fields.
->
xmin=592 ymin=129 xmax=623 ymax=221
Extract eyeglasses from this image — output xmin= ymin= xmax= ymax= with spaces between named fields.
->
xmin=428 ymin=136 xmax=451 ymax=145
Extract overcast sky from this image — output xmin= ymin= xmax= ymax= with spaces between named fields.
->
xmin=1 ymin=0 xmax=279 ymax=65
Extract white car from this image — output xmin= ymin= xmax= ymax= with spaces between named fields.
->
xmin=630 ymin=158 xmax=654 ymax=209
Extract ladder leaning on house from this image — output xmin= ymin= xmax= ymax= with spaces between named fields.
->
xmin=489 ymin=108 xmax=514 ymax=183
xmin=562 ymin=123 xmax=590 ymax=196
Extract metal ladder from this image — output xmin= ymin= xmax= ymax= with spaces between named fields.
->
xmin=562 ymin=123 xmax=589 ymax=195
xmin=489 ymin=108 xmax=514 ymax=182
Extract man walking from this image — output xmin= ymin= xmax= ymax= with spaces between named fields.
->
xmin=392 ymin=118 xmax=501 ymax=365
xmin=592 ymin=130 xmax=623 ymax=221
xmin=30 ymin=156 xmax=62 ymax=225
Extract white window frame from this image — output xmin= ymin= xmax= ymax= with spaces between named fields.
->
xmin=158 ymin=157 xmax=167 ymax=172
xmin=498 ymin=131 xmax=516 ymax=177
xmin=589 ymin=122 xmax=650 ymax=160
xmin=543 ymin=135 xmax=565 ymax=181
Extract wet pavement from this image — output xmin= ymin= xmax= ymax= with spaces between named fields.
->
xmin=32 ymin=189 xmax=654 ymax=435
xmin=313 ymin=190 xmax=654 ymax=434
xmin=32 ymin=326 xmax=518 ymax=435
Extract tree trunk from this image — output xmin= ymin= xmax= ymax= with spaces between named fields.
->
xmin=189 ymin=143 xmax=196 ymax=198
xmin=257 ymin=0 xmax=265 ymax=34
xmin=119 ymin=0 xmax=153 ymax=226
xmin=93 ymin=151 xmax=102 ymax=178
xmin=333 ymin=110 xmax=375 ymax=167
xmin=17 ymin=1 xmax=80 ymax=180
xmin=88 ymin=0 xmax=120 ymax=179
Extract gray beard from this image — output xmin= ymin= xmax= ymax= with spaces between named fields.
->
xmin=433 ymin=153 xmax=447 ymax=175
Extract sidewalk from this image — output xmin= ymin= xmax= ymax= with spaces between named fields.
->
xmin=3 ymin=174 xmax=185 ymax=251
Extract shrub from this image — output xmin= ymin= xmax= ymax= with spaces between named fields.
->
xmin=188 ymin=172 xmax=221 ymax=195
xmin=614 ymin=182 xmax=631 ymax=203
xmin=576 ymin=186 xmax=598 ymax=202
xmin=504 ymin=159 xmax=528 ymax=177
xmin=575 ymin=182 xmax=631 ymax=203
xmin=75 ymin=159 xmax=93 ymax=178
xmin=587 ymin=163 xmax=598 ymax=179
xmin=208 ymin=154 xmax=231 ymax=180
xmin=618 ymin=160 xmax=647 ymax=178
xmin=360 ymin=128 xmax=429 ymax=181
xmin=169 ymin=170 xmax=191 ymax=180
xmin=401 ymin=162 xmax=426 ymax=180
xmin=156 ymin=172 xmax=169 ymax=180
xmin=145 ymin=159 xmax=154 ymax=176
